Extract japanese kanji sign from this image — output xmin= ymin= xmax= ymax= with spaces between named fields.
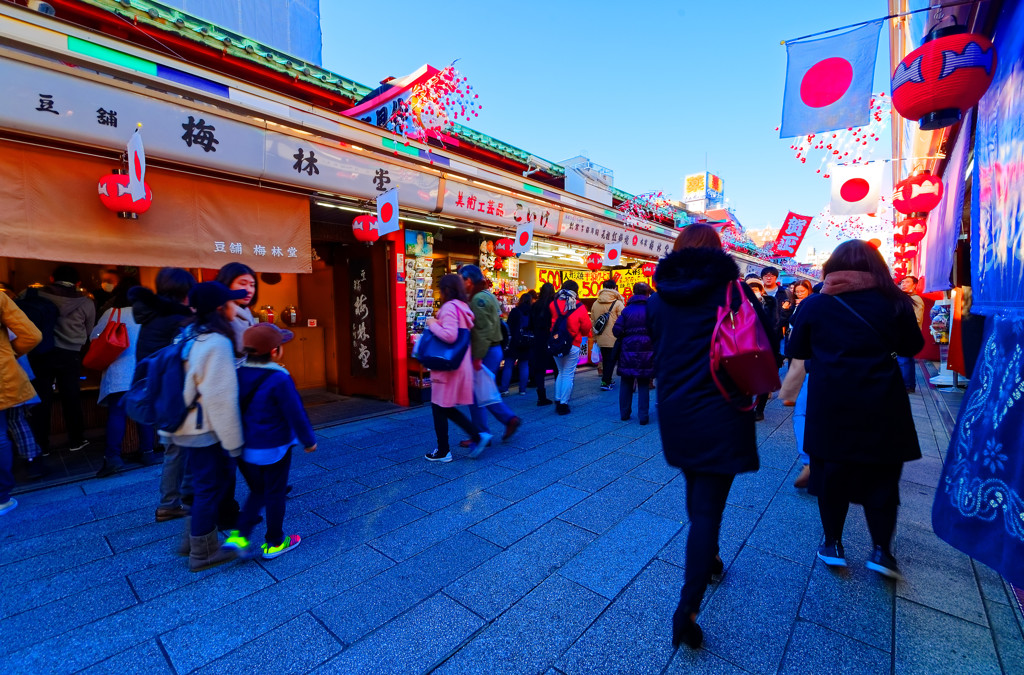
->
xmin=350 ymin=258 xmax=377 ymax=376
xmin=560 ymin=212 xmax=674 ymax=259
xmin=440 ymin=184 xmax=560 ymax=235
xmin=771 ymin=212 xmax=814 ymax=258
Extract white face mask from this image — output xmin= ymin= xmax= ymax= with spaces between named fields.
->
xmin=101 ymin=283 xmax=116 ymax=293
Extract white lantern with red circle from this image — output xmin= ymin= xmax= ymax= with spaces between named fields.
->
xmin=352 ymin=215 xmax=380 ymax=243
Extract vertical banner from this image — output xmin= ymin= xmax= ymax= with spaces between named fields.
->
xmin=772 ymin=212 xmax=814 ymax=257
xmin=377 ymin=187 xmax=400 ymax=236
xmin=350 ymin=257 xmax=377 ymax=376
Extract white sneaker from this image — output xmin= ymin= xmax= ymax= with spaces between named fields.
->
xmin=424 ymin=449 xmax=453 ymax=463
xmin=68 ymin=440 xmax=90 ymax=452
xmin=0 ymin=499 xmax=18 ymax=516
xmin=468 ymin=432 xmax=493 ymax=458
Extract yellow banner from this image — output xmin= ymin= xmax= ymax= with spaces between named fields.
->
xmin=535 ymin=268 xmax=611 ymax=299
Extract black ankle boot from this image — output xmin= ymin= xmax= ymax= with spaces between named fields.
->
xmin=672 ymin=601 xmax=703 ymax=649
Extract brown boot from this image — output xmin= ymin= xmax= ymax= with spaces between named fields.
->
xmin=188 ymin=529 xmax=237 ymax=572
xmin=793 ymin=464 xmax=811 ymax=489
xmin=176 ymin=517 xmax=191 ymax=557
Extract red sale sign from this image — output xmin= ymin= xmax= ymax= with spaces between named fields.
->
xmin=772 ymin=212 xmax=813 ymax=258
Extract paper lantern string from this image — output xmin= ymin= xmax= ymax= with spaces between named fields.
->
xmin=616 ymin=191 xmax=674 ymax=231
xmin=386 ymin=62 xmax=481 ymax=149
xmin=775 ymin=93 xmax=891 ymax=177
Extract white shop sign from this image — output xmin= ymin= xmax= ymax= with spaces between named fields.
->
xmin=560 ymin=212 xmax=673 ymax=258
xmin=440 ymin=184 xmax=561 ymax=235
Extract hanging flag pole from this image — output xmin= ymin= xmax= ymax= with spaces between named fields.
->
xmin=780 ymin=0 xmax=984 ymax=45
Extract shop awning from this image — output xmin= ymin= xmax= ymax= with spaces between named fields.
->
xmin=0 ymin=140 xmax=311 ymax=272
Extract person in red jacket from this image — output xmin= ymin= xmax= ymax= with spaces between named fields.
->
xmin=549 ymin=280 xmax=592 ymax=415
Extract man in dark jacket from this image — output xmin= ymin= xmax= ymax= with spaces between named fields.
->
xmin=746 ymin=274 xmax=780 ymax=421
xmin=761 ymin=266 xmax=794 ymax=342
xmin=612 ymin=283 xmax=655 ymax=424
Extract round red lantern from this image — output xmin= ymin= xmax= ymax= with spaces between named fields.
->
xmin=495 ymin=238 xmax=515 ymax=257
xmin=893 ymin=172 xmax=943 ymax=214
xmin=891 ymin=25 xmax=996 ymax=130
xmin=867 ymin=238 xmax=882 ymax=249
xmin=352 ymin=215 xmax=380 ymax=243
xmin=642 ymin=262 xmax=657 ymax=277
xmin=894 ymin=217 xmax=928 ymax=245
xmin=98 ymin=171 xmax=152 ymax=219
xmin=585 ymin=253 xmax=603 ymax=271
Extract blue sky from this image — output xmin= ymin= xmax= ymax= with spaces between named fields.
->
xmin=320 ymin=1 xmax=895 ymax=258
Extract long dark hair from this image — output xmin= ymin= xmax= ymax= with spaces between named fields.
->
xmin=516 ymin=291 xmax=534 ymax=310
xmin=673 ymin=224 xmax=722 ymax=251
xmin=215 ymin=262 xmax=257 ymax=307
xmin=156 ymin=267 xmax=196 ymax=303
xmin=438 ymin=274 xmax=467 ymax=304
xmin=823 ymin=240 xmax=910 ymax=308
xmin=536 ymin=282 xmax=555 ymax=308
xmin=191 ymin=306 xmax=236 ymax=339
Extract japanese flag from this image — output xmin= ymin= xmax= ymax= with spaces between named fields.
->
xmin=126 ymin=128 xmax=147 ymax=202
xmin=604 ymin=242 xmax=622 ymax=267
xmin=830 ymin=162 xmax=883 ymax=215
xmin=513 ymin=221 xmax=534 ymax=255
xmin=377 ymin=187 xmax=400 ymax=236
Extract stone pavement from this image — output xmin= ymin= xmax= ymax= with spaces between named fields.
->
xmin=1 ymin=368 xmax=1021 ymax=674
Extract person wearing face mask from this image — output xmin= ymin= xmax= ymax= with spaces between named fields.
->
xmin=745 ymin=275 xmax=778 ymax=421
xmin=215 ymin=263 xmax=259 ymax=356
xmin=93 ymin=268 xmax=122 ymax=313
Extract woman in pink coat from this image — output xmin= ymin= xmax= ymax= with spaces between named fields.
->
xmin=424 ymin=275 xmax=493 ymax=463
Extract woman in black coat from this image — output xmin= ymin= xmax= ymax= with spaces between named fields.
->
xmin=647 ymin=224 xmax=777 ymax=650
xmin=612 ymin=282 xmax=655 ymax=424
xmin=529 ymin=283 xmax=556 ymax=406
xmin=786 ymin=240 xmax=923 ymax=580
xmin=500 ymin=292 xmax=534 ymax=396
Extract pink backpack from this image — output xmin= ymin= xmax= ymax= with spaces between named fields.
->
xmin=710 ymin=280 xmax=780 ymax=409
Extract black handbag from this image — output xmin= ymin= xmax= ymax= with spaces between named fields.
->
xmin=414 ymin=323 xmax=472 ymax=371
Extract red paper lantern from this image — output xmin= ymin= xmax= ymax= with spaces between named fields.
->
xmin=642 ymin=262 xmax=657 ymax=277
xmin=98 ymin=172 xmax=152 ymax=219
xmin=867 ymin=238 xmax=882 ymax=249
xmin=352 ymin=215 xmax=380 ymax=243
xmin=585 ymin=253 xmax=603 ymax=271
xmin=893 ymin=172 xmax=943 ymax=214
xmin=495 ymin=238 xmax=515 ymax=257
xmin=894 ymin=217 xmax=928 ymax=245
xmin=891 ymin=25 xmax=996 ymax=130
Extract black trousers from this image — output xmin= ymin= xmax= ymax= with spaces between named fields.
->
xmin=238 ymin=449 xmax=292 ymax=547
xmin=431 ymin=404 xmax=480 ymax=454
xmin=529 ymin=348 xmax=550 ymax=402
xmin=28 ymin=348 xmax=86 ymax=450
xmin=600 ymin=346 xmax=618 ymax=385
xmin=680 ymin=470 xmax=735 ymax=616
xmin=815 ymin=460 xmax=902 ymax=553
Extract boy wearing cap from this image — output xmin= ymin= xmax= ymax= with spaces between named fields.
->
xmin=224 ymin=324 xmax=317 ymax=560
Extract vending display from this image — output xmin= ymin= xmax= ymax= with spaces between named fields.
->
xmin=405 ymin=255 xmax=435 ymax=336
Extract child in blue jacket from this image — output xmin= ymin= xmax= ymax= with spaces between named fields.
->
xmin=225 ymin=324 xmax=317 ymax=559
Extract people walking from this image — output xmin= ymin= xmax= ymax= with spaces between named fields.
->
xmin=745 ymin=275 xmax=779 ymax=421
xmin=647 ymin=224 xmax=776 ymax=649
xmin=530 ymin=283 xmax=556 ymax=406
xmin=222 ymin=324 xmax=317 ymax=560
xmin=215 ymin=262 xmax=259 ymax=356
xmin=423 ymin=274 xmax=492 ymax=462
xmin=164 ymin=281 xmax=248 ymax=572
xmin=590 ymin=279 xmax=625 ymax=391
xmin=549 ymin=279 xmax=593 ymax=415
xmin=130 ymin=268 xmax=196 ymax=522
xmin=500 ymin=292 xmax=534 ymax=396
xmin=459 ymin=265 xmax=522 ymax=444
xmin=93 ymin=277 xmax=158 ymax=478
xmin=787 ymin=240 xmax=924 ymax=580
xmin=0 ymin=291 xmax=43 ymax=516
xmin=897 ymin=275 xmax=926 ymax=393
xmin=612 ymin=282 xmax=655 ymax=424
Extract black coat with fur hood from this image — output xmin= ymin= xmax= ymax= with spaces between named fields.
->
xmin=647 ymin=247 xmax=776 ymax=475
xmin=129 ymin=287 xmax=193 ymax=363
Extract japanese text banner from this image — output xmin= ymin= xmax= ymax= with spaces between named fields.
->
xmin=772 ymin=212 xmax=813 ymax=258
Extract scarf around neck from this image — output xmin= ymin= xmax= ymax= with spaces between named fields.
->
xmin=558 ymin=289 xmax=578 ymax=312
xmin=822 ymin=271 xmax=878 ymax=296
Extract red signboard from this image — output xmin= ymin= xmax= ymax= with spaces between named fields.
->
xmin=772 ymin=212 xmax=813 ymax=258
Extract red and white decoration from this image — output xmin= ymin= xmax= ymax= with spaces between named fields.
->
xmin=585 ymin=253 xmax=603 ymax=271
xmin=126 ymin=127 xmax=147 ymax=202
xmin=97 ymin=127 xmax=152 ymax=219
xmin=894 ymin=217 xmax=928 ymax=245
xmin=616 ymin=191 xmax=674 ymax=230
xmin=642 ymin=262 xmax=657 ymax=278
xmin=494 ymin=238 xmax=515 ymax=257
xmin=352 ymin=214 xmax=380 ymax=243
xmin=892 ymin=172 xmax=943 ymax=214
xmin=604 ymin=242 xmax=622 ymax=267
xmin=376 ymin=187 xmax=400 ymax=236
xmin=771 ymin=212 xmax=814 ymax=258
xmin=512 ymin=222 xmax=534 ymax=255
xmin=830 ymin=162 xmax=883 ymax=215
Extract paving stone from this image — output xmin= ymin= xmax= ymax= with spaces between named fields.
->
xmin=901 ymin=455 xmax=944 ymax=488
xmin=658 ymin=504 xmax=760 ymax=571
xmin=314 ymin=471 xmax=443 ymax=525
xmin=983 ymin=595 xmax=1024 ymax=673
xmin=160 ymin=546 xmax=392 ymax=673
xmin=77 ymin=640 xmax=173 ymax=675
xmin=560 ymin=476 xmax=663 ymax=535
xmin=497 ymin=439 xmax=578 ymax=472
xmin=638 ymin=475 xmax=688 ymax=522
xmin=313 ymin=593 xmax=483 ymax=674
xmin=0 ymin=501 xmax=96 ymax=544
xmin=799 ymin=557 xmax=895 ymax=652
xmin=745 ymin=491 xmax=821 ymax=566
xmin=470 ymin=483 xmax=588 ymax=547
xmin=446 ymin=519 xmax=596 ymax=621
xmin=283 ymin=477 xmax=366 ymax=514
xmin=755 ymin=437 xmax=802 ymax=473
xmin=0 ymin=530 xmax=112 ymax=586
xmin=895 ymin=598 xmax=1002 ymax=674
xmin=974 ymin=560 xmax=1013 ymax=607
xmin=313 ymin=531 xmax=500 ymax=644
xmin=726 ymin=467 xmax=787 ymax=512
xmin=779 ymin=620 xmax=890 ymax=674
xmin=559 ymin=509 xmax=681 ymax=600
xmin=80 ymin=468 xmax=160 ymax=494
xmin=665 ymin=649 xmax=751 ymax=674
xmin=485 ymin=454 xmax=593 ymax=502
xmin=404 ymin=464 xmax=519 ymax=512
xmin=626 ymin=454 xmax=680 ymax=485
xmin=560 ymin=451 xmax=647 ymax=492
xmin=368 ymin=491 xmax=509 ymax=562
xmin=194 ymin=612 xmax=343 ymax=674
xmin=697 ymin=546 xmax=811 ymax=674
xmin=438 ymin=574 xmax=607 ymax=675
xmin=896 ymin=523 xmax=988 ymax=627
xmin=353 ymin=457 xmax=436 ymax=489
xmin=898 ymin=481 xmax=936 ymax=534
xmin=104 ymin=512 xmax=188 ymax=554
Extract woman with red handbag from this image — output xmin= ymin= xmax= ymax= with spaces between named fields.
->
xmin=647 ymin=224 xmax=777 ymax=650
xmin=91 ymin=278 xmax=156 ymax=478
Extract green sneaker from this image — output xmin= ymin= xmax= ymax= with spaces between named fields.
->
xmin=261 ymin=534 xmax=301 ymax=559
xmin=222 ymin=530 xmax=250 ymax=550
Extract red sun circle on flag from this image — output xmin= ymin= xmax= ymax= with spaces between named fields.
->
xmin=609 ymin=249 xmax=619 ymax=261
xmin=800 ymin=57 xmax=854 ymax=108
xmin=519 ymin=231 xmax=529 ymax=246
xmin=839 ymin=178 xmax=870 ymax=202
xmin=381 ymin=203 xmax=394 ymax=222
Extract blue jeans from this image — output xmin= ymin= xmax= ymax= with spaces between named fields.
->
xmin=470 ymin=346 xmax=516 ymax=433
xmin=553 ymin=346 xmax=581 ymax=404
xmin=0 ymin=409 xmax=13 ymax=503
xmin=897 ymin=356 xmax=916 ymax=390
xmin=105 ymin=392 xmax=155 ymax=462
xmin=187 ymin=443 xmax=233 ymax=536
xmin=500 ymin=352 xmax=530 ymax=394
xmin=794 ymin=375 xmax=809 ymax=465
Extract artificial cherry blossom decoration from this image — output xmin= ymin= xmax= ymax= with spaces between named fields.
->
xmin=782 ymin=93 xmax=891 ymax=177
xmin=387 ymin=62 xmax=481 ymax=143
xmin=616 ymin=191 xmax=674 ymax=231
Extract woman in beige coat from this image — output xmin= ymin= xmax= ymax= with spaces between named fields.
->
xmin=1 ymin=292 xmax=43 ymax=515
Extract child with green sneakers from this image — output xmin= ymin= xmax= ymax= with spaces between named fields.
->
xmin=224 ymin=324 xmax=317 ymax=559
